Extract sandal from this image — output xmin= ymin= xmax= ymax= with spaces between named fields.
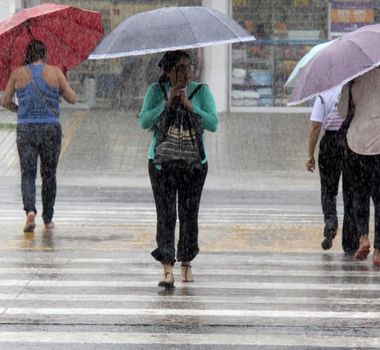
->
xmin=23 ymin=212 xmax=36 ymax=233
xmin=158 ymin=272 xmax=174 ymax=288
xmin=181 ymin=263 xmax=194 ymax=283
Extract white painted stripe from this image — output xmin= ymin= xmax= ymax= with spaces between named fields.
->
xmin=0 ymin=293 xmax=379 ymax=306
xmin=0 ymin=207 xmax=324 ymax=214
xmin=0 ymin=280 xmax=379 ymax=290
xmin=0 ymin=331 xmax=378 ymax=347
xmin=5 ymin=308 xmax=380 ymax=320
xmin=0 ymin=217 xmax=322 ymax=223
xmin=0 ymin=267 xmax=378 ymax=277
xmin=0 ymin=257 xmax=363 ymax=265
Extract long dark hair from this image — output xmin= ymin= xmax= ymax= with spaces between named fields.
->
xmin=158 ymin=50 xmax=191 ymax=83
xmin=24 ymin=40 xmax=47 ymax=65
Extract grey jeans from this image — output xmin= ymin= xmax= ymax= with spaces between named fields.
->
xmin=17 ymin=123 xmax=62 ymax=224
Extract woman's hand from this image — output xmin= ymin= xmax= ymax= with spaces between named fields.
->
xmin=305 ymin=156 xmax=315 ymax=172
xmin=167 ymin=85 xmax=182 ymax=108
xmin=179 ymin=90 xmax=193 ymax=112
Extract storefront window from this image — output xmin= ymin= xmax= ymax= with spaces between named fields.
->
xmin=231 ymin=0 xmax=329 ymax=108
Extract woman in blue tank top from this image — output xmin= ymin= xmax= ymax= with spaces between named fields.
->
xmin=2 ymin=40 xmax=76 ymax=233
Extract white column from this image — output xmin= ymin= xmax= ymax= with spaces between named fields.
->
xmin=202 ymin=0 xmax=230 ymax=113
xmin=9 ymin=0 xmax=22 ymax=14
xmin=0 ymin=0 xmax=12 ymax=20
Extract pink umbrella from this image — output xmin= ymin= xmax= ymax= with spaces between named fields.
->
xmin=289 ymin=24 xmax=380 ymax=106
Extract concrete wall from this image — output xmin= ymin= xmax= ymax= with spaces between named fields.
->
xmin=202 ymin=0 xmax=230 ymax=113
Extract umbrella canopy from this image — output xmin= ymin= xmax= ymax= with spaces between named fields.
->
xmin=89 ymin=6 xmax=255 ymax=59
xmin=289 ymin=24 xmax=380 ymax=106
xmin=284 ymin=40 xmax=334 ymax=88
xmin=0 ymin=2 xmax=104 ymax=90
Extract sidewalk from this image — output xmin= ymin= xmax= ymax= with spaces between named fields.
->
xmin=0 ymin=107 xmax=318 ymax=190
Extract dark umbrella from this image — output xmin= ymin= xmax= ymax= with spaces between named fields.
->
xmin=289 ymin=24 xmax=380 ymax=105
xmin=89 ymin=6 xmax=255 ymax=59
xmin=0 ymin=3 xmax=104 ymax=90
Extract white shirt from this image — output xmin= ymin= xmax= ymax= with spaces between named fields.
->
xmin=310 ymin=85 xmax=343 ymax=131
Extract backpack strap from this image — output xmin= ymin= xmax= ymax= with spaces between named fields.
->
xmin=159 ymin=83 xmax=168 ymax=101
xmin=318 ymin=94 xmax=327 ymax=120
xmin=337 ymin=81 xmax=355 ymax=139
xmin=188 ymin=84 xmax=204 ymax=100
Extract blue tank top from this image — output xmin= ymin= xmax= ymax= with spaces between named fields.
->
xmin=16 ymin=64 xmax=60 ymax=124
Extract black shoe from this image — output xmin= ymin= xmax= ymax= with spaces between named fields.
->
xmin=321 ymin=230 xmax=336 ymax=250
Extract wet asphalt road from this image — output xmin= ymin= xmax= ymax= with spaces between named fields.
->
xmin=1 ymin=109 xmax=380 ymax=349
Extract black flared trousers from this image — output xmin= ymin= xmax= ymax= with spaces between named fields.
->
xmin=17 ymin=123 xmax=62 ymax=224
xmin=148 ymin=160 xmax=208 ymax=265
xmin=318 ymin=131 xmax=358 ymax=253
xmin=347 ymin=148 xmax=380 ymax=249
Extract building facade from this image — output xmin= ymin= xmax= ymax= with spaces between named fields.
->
xmin=18 ymin=1 xmax=380 ymax=112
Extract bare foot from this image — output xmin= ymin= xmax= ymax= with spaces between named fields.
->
xmin=181 ymin=262 xmax=194 ymax=282
xmin=373 ymin=249 xmax=380 ymax=266
xmin=44 ymin=222 xmax=55 ymax=230
xmin=23 ymin=212 xmax=36 ymax=233
xmin=354 ymin=236 xmax=370 ymax=260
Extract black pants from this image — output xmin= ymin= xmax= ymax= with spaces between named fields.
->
xmin=347 ymin=148 xmax=380 ymax=249
xmin=149 ymin=160 xmax=208 ymax=265
xmin=318 ymin=132 xmax=358 ymax=253
xmin=17 ymin=123 xmax=62 ymax=224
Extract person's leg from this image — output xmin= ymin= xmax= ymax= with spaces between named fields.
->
xmin=39 ymin=124 xmax=62 ymax=227
xmin=318 ymin=134 xmax=341 ymax=249
xmin=341 ymin=143 xmax=359 ymax=255
xmin=177 ymin=162 xmax=208 ymax=281
xmin=371 ymin=155 xmax=380 ymax=266
xmin=16 ymin=125 xmax=38 ymax=231
xmin=350 ymin=152 xmax=371 ymax=260
xmin=149 ymin=161 xmax=177 ymax=286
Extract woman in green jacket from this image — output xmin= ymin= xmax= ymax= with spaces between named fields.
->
xmin=139 ymin=50 xmax=218 ymax=288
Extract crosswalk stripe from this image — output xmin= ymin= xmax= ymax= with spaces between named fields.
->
xmin=1 ymin=293 xmax=380 ymax=305
xmin=0 ymin=280 xmax=379 ymax=290
xmin=0 ymin=267 xmax=378 ymax=277
xmin=0 ymin=251 xmax=364 ymax=262
xmin=0 ymin=332 xmax=378 ymax=347
xmin=5 ymin=308 xmax=380 ymax=319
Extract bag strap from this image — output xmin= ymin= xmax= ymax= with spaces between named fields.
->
xmin=345 ymin=81 xmax=355 ymax=123
xmin=188 ymin=84 xmax=204 ymax=100
xmin=30 ymin=78 xmax=59 ymax=117
xmin=318 ymin=95 xmax=327 ymax=119
xmin=339 ymin=81 xmax=355 ymax=133
xmin=159 ymin=83 xmax=168 ymax=101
